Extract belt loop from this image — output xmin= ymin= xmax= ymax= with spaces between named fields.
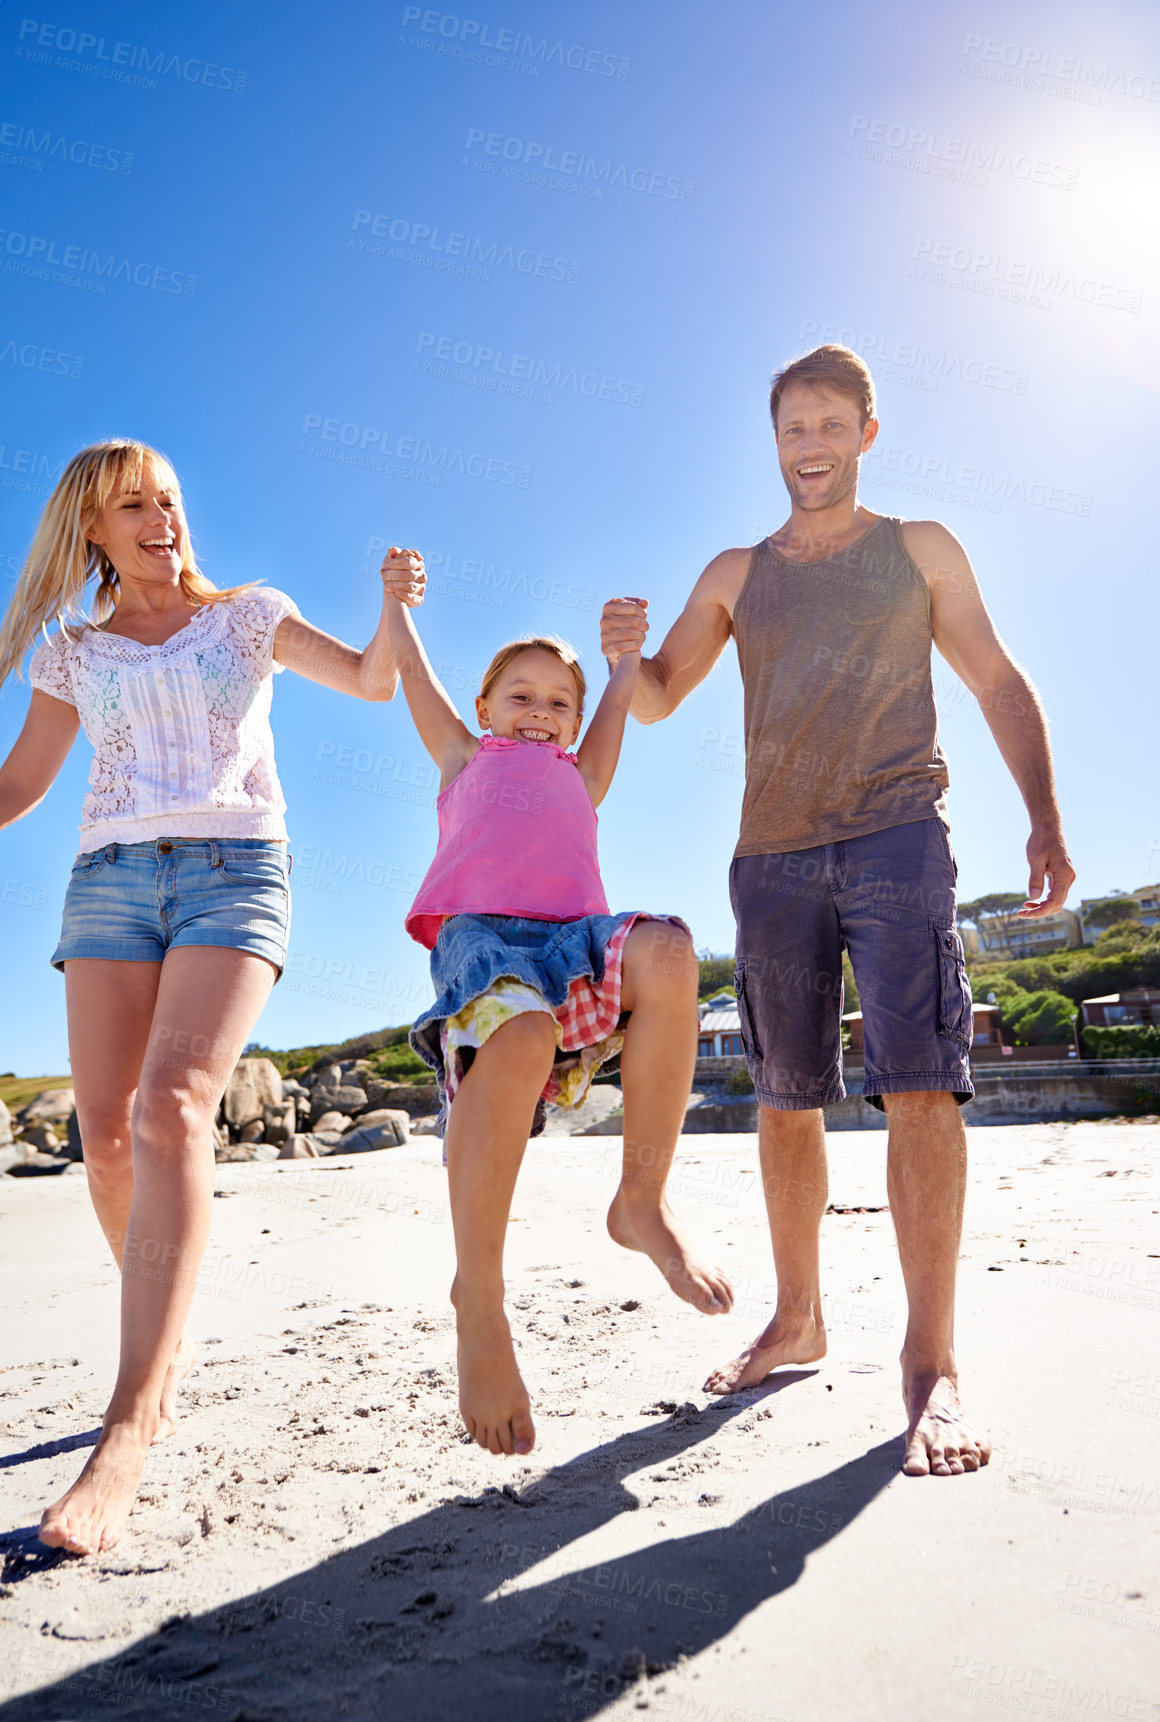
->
xmin=209 ymin=839 xmax=220 ymax=869
xmin=106 ymin=844 xmax=116 ymax=865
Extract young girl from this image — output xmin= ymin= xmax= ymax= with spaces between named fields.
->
xmin=384 ymin=567 xmax=734 ymax=1460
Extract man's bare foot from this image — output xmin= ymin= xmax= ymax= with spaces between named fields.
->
xmin=606 ymin=1188 xmax=733 ymax=1314
xmin=703 ymin=1309 xmax=827 ymax=1394
xmin=38 ymin=1419 xmax=153 ymax=1555
xmin=452 ymin=1286 xmax=535 ymax=1457
xmin=902 ymin=1371 xmax=992 ymax=1477
xmin=156 ymin=1334 xmax=198 ymax=1441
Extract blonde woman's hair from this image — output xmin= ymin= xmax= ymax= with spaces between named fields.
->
xmin=480 ymin=634 xmax=587 ymax=713
xmin=0 ymin=438 xmax=253 ymax=683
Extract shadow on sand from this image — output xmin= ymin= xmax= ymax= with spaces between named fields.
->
xmin=0 ymin=1378 xmax=899 ymax=1721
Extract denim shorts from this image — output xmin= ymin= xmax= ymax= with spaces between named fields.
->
xmin=52 ymin=838 xmax=292 ymax=977
xmin=730 ymin=818 xmax=973 ymax=1111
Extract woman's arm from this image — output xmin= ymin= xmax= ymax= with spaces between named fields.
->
xmin=272 ymin=547 xmax=425 ymax=701
xmin=385 ymin=589 xmax=479 ymax=789
xmin=0 ymin=690 xmax=81 ymax=831
xmin=576 ymin=601 xmax=647 ymax=805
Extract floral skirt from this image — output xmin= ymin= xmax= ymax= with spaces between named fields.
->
xmin=409 ymin=910 xmax=686 ymax=1136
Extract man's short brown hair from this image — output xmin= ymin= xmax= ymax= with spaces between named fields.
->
xmin=769 ymin=344 xmax=876 ymax=430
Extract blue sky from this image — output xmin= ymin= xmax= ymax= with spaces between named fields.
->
xmin=1 ymin=0 xmax=1157 ymax=1073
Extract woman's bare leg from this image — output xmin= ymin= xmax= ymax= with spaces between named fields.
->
xmin=63 ymin=960 xmax=196 ymax=1438
xmin=444 ymin=1011 xmax=557 ymax=1457
xmin=39 ymin=946 xmax=276 ymax=1554
xmin=606 ymin=922 xmax=734 ymax=1314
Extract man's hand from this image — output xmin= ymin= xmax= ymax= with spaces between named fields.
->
xmin=382 ymin=545 xmax=425 ymax=606
xmin=1018 ymin=826 xmax=1076 ymax=918
xmin=600 ymin=596 xmax=648 ymax=666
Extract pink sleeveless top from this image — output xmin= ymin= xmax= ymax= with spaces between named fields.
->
xmin=405 ymin=736 xmax=609 ymax=949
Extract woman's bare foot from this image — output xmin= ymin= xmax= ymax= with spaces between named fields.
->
xmin=156 ymin=1333 xmax=198 ymax=1441
xmin=38 ymin=1418 xmax=154 ymax=1555
xmin=451 ymin=1285 xmax=535 ymax=1457
xmin=902 ymin=1370 xmax=992 ymax=1477
xmin=703 ymin=1308 xmax=827 ymax=1394
xmin=606 ymin=1188 xmax=734 ymax=1314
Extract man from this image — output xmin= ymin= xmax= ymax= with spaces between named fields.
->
xmin=601 ymin=344 xmax=1074 ymax=1477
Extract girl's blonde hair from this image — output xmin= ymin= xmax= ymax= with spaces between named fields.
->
xmin=480 ymin=634 xmax=587 ymax=713
xmin=0 ymin=438 xmax=252 ymax=683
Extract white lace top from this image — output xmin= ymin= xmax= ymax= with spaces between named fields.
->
xmin=29 ymin=587 xmax=300 ymax=853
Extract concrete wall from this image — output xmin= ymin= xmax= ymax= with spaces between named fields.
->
xmin=681 ymin=1070 xmax=1160 ymax=1133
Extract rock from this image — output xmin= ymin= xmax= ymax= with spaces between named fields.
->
xmin=280 ymin=1078 xmax=308 ymax=1100
xmin=312 ymin=1110 xmax=353 ymax=1135
xmin=363 ymin=1079 xmax=439 ymax=1116
xmin=311 ymin=1131 xmax=350 ymax=1152
xmin=221 ymin=1058 xmax=282 ymax=1128
xmin=65 ymin=1109 xmax=84 ymax=1161
xmin=20 ymin=1122 xmax=60 ymax=1152
xmin=279 ymin=1135 xmax=321 ymax=1159
xmin=215 ymin=1140 xmax=278 ymax=1163
xmin=309 ymin=1085 xmax=367 ymax=1123
xmin=18 ymin=1088 xmax=75 ymax=1127
xmin=239 ymin=1119 xmax=265 ymax=1143
xmin=410 ymin=1116 xmax=444 ymax=1137
xmin=314 ymin=1064 xmax=343 ymax=1092
xmin=8 ymin=1152 xmax=73 ymax=1177
xmin=0 ymin=1144 xmax=27 ymax=1175
xmin=263 ymin=1099 xmax=297 ymax=1145
xmin=0 ymin=1099 xmax=11 ymax=1147
xmin=340 ymin=1110 xmax=410 ymax=1153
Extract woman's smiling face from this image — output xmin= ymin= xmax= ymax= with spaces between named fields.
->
xmin=87 ymin=458 xmax=188 ymax=588
xmin=475 ymin=647 xmax=583 ymax=747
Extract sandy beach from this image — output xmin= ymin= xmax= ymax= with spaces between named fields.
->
xmin=1 ymin=1119 xmax=1157 ymax=1721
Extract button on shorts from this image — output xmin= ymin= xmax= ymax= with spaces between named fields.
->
xmin=51 ymin=838 xmax=292 ymax=977
xmin=730 ymin=819 xmax=973 ymax=1111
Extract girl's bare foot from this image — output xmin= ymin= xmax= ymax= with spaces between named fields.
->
xmin=703 ymin=1309 xmax=827 ymax=1394
xmin=452 ymin=1288 xmax=535 ymax=1456
xmin=38 ymin=1419 xmax=154 ymax=1555
xmin=607 ymin=1188 xmax=734 ymax=1314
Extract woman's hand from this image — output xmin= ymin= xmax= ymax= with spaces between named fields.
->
xmin=382 ymin=545 xmax=426 ymax=606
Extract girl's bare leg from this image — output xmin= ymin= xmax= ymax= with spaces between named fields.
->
xmin=444 ymin=1011 xmax=557 ymax=1457
xmin=39 ymin=947 xmax=276 ymax=1555
xmin=606 ymin=922 xmax=734 ymax=1314
xmin=63 ymin=961 xmax=195 ymax=1439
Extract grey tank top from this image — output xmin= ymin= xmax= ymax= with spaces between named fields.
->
xmin=732 ymin=515 xmax=949 ymax=856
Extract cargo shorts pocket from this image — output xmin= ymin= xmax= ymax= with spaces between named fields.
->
xmin=734 ymin=963 xmax=762 ymax=1061
xmin=931 ymin=917 xmax=972 ymax=1046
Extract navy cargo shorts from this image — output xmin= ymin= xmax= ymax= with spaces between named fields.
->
xmin=730 ymin=818 xmax=974 ymax=1111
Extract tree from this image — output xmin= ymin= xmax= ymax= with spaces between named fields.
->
xmin=956 ymin=892 xmax=1026 ymax=926
xmin=1083 ymin=896 xmax=1138 ymax=931
xmin=1001 ymin=988 xmax=1077 ymax=1047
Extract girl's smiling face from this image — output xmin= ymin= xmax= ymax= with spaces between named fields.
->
xmin=475 ymin=646 xmax=583 ymax=747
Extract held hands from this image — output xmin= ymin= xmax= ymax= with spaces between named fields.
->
xmin=600 ymin=595 xmax=648 ymax=666
xmin=381 ymin=546 xmax=426 ymax=606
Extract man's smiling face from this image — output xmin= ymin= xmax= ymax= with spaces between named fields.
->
xmin=774 ymin=379 xmax=878 ymax=514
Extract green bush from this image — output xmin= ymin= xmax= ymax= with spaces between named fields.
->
xmin=366 ymin=1042 xmax=434 ymax=1082
xmin=727 ymin=1066 xmax=755 ymax=1095
xmin=1003 ymin=989 xmax=1077 ymax=1046
xmin=1082 ymin=1023 xmax=1160 ymax=1059
xmin=697 ymin=956 xmax=735 ymax=999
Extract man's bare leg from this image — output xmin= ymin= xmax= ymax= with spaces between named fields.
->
xmin=704 ymin=1105 xmax=828 ymax=1393
xmin=884 ymin=1090 xmax=991 ymax=1477
xmin=445 ymin=1012 xmax=557 ymax=1458
xmin=606 ymin=922 xmax=733 ymax=1314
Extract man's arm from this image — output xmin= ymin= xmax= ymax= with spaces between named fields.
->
xmin=599 ymin=548 xmax=747 ymax=723
xmin=902 ymin=519 xmax=1075 ymax=918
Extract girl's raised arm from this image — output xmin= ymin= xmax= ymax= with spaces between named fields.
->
xmin=575 ymin=596 xmax=647 ymax=807
xmin=272 ymin=546 xmax=426 ymax=701
xmin=384 ymin=558 xmax=479 ymax=787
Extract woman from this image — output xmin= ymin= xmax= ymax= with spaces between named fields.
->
xmin=0 ymin=439 xmax=423 ymax=1554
